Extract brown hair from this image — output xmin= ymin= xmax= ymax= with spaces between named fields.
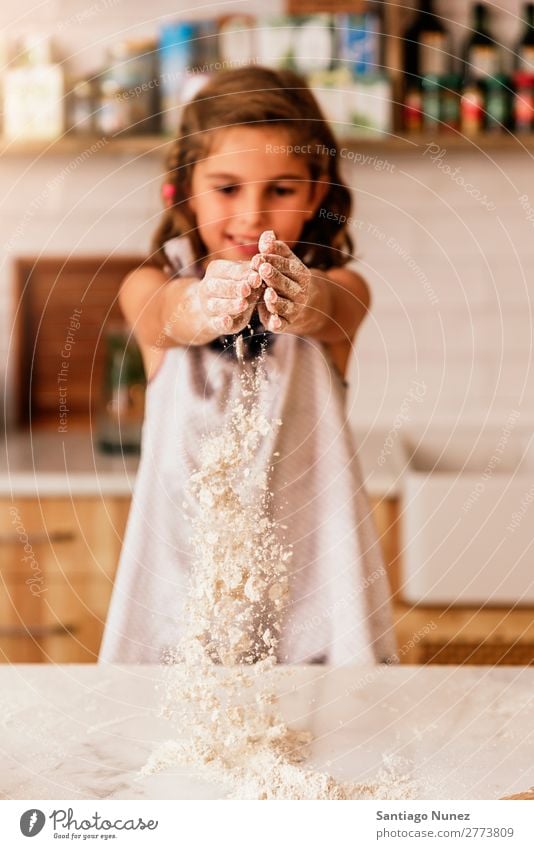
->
xmin=151 ymin=66 xmax=354 ymax=271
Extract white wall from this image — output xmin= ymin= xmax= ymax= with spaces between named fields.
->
xmin=2 ymin=0 xmax=533 ymax=432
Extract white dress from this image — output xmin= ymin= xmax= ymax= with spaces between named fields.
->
xmin=99 ymin=237 xmax=397 ymax=665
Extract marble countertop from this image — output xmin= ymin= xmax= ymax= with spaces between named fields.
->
xmin=0 ymin=428 xmax=402 ymax=498
xmin=1 ymin=664 xmax=533 ymax=800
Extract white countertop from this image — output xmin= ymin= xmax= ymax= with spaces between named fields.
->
xmin=0 ymin=431 xmax=137 ymax=496
xmin=1 ymin=664 xmax=533 ymax=800
xmin=0 ymin=429 xmax=402 ymax=498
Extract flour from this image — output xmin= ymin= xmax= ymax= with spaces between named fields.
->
xmin=141 ymin=339 xmax=417 ymax=800
xmin=183 ymin=348 xmax=289 ymax=666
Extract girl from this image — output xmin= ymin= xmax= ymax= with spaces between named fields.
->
xmin=99 ymin=67 xmax=396 ymax=666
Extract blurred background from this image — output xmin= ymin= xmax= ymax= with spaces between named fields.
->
xmin=1 ymin=0 xmax=534 ymax=666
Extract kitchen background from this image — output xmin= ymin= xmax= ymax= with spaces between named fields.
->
xmin=1 ymin=0 xmax=534 ymax=665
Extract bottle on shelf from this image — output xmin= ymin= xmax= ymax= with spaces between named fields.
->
xmin=403 ymin=83 xmax=423 ymax=132
xmin=403 ymin=0 xmax=450 ymax=83
xmin=513 ymin=71 xmax=534 ymax=132
xmin=440 ymin=73 xmax=461 ymax=131
xmin=462 ymin=2 xmax=501 ymax=82
xmin=516 ymin=2 xmax=534 ymax=73
xmin=421 ymin=73 xmax=441 ymax=130
xmin=460 ymin=74 xmax=485 ymax=135
xmin=484 ymin=74 xmax=511 ymax=133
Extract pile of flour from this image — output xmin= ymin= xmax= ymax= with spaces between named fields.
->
xmin=141 ymin=346 xmax=417 ymax=800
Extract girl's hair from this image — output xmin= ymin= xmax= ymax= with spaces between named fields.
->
xmin=151 ymin=66 xmax=354 ymax=271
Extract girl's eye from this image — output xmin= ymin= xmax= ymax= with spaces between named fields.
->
xmin=272 ymin=186 xmax=296 ymax=196
xmin=215 ymin=185 xmax=238 ymax=195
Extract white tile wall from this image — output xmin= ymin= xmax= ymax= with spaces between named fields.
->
xmin=2 ymin=0 xmax=534 ymax=430
xmin=347 ymin=147 xmax=534 ymax=428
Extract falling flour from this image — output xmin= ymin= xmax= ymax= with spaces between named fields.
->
xmin=141 ymin=341 xmax=418 ymax=800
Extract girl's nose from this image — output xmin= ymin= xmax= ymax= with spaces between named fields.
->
xmin=236 ymin=190 xmax=267 ymax=228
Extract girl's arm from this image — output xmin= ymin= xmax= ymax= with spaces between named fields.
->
xmin=119 ymin=266 xmax=211 ymax=349
xmin=302 ymin=268 xmax=371 ymax=378
xmin=290 ymin=266 xmax=371 ymax=345
xmin=119 ymin=261 xmax=260 ymax=373
xmin=119 ymin=267 xmax=209 ymax=381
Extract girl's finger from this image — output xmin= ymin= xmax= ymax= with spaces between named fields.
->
xmin=212 ymin=315 xmax=233 ymax=333
xmin=212 ymin=304 xmax=254 ymax=335
xmin=259 ymin=262 xmax=304 ymax=302
xmin=251 ymin=242 xmax=294 ymax=271
xmin=258 ymin=230 xmax=293 ymax=259
xmin=264 ymin=286 xmax=278 ymax=306
xmin=258 ymin=302 xmax=288 ymax=333
xmin=247 ymin=270 xmax=263 ymax=289
xmin=258 ymin=253 xmax=309 ymax=286
xmin=207 ymin=297 xmax=249 ymax=316
xmin=206 ymin=277 xmax=251 ymax=298
xmin=264 ymin=290 xmax=299 ymax=320
xmin=268 ymin=239 xmax=294 ymax=259
xmin=258 ymin=230 xmax=276 ymax=253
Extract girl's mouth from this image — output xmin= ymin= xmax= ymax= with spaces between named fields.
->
xmin=224 ymin=234 xmax=260 ymax=258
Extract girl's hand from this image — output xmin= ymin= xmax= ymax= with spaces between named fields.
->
xmin=199 ymin=259 xmax=262 ymax=335
xmin=250 ymin=230 xmax=312 ymax=333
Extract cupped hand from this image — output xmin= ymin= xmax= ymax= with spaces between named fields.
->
xmin=249 ymin=231 xmax=312 ymax=333
xmin=198 ymin=259 xmax=263 ymax=336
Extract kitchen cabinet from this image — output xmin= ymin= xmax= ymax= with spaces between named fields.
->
xmin=370 ymin=496 xmax=534 ymax=666
xmin=0 ymin=496 xmax=130 ymax=662
xmin=394 ymin=602 xmax=534 ymax=665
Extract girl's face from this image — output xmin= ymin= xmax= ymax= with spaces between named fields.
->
xmin=188 ymin=126 xmax=327 ymax=263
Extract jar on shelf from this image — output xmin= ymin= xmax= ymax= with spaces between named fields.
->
xmin=68 ymin=77 xmax=95 ymax=134
xmin=513 ymin=71 xmax=534 ymax=132
xmin=95 ymin=77 xmax=129 ymax=135
xmin=484 ymin=74 xmax=510 ymax=133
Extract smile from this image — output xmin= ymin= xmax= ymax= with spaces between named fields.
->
xmin=224 ymin=234 xmax=261 ymax=257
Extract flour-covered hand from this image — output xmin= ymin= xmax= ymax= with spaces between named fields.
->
xmin=251 ymin=231 xmax=312 ymax=333
xmin=199 ymin=259 xmax=260 ymax=335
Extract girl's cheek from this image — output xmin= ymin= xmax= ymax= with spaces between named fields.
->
xmin=197 ymin=199 xmax=227 ymax=229
xmin=209 ymin=196 xmax=233 ymax=223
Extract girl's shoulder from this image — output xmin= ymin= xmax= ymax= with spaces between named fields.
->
xmin=162 ymin=236 xmax=202 ymax=279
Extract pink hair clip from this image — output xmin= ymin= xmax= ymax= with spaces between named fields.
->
xmin=162 ymin=182 xmax=176 ymax=207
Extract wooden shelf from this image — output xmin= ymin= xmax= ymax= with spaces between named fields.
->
xmin=0 ymin=134 xmax=172 ymax=158
xmin=2 ymin=4 xmax=528 ymax=160
xmin=3 ymin=131 xmax=534 ymax=158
